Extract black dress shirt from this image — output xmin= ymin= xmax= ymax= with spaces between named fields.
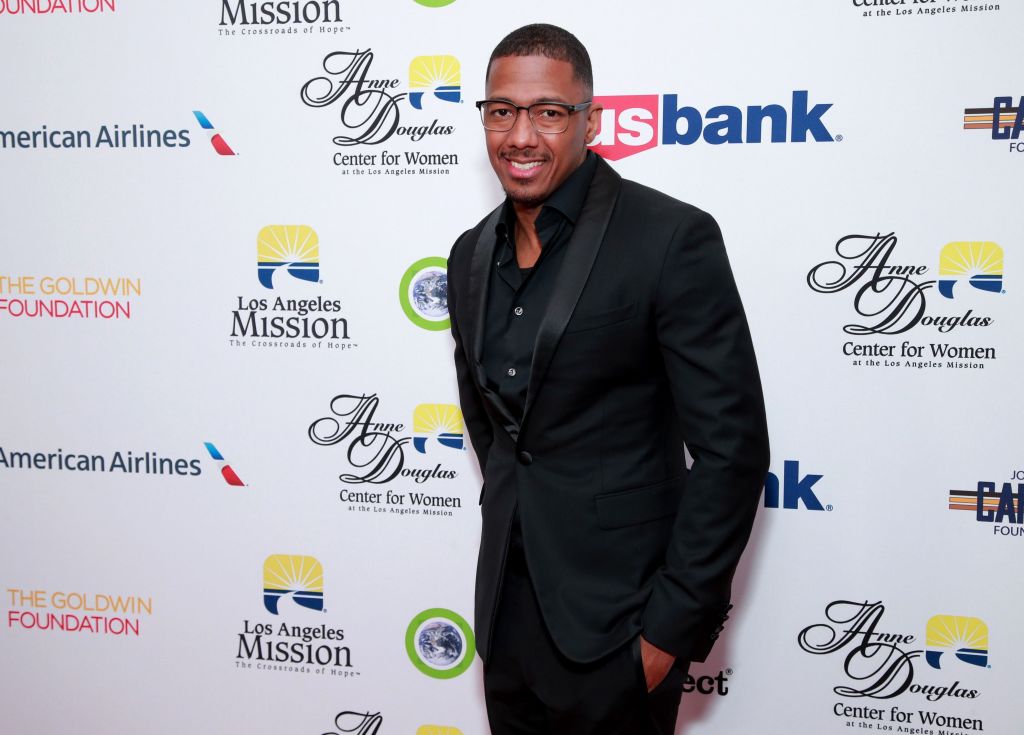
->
xmin=481 ymin=152 xmax=598 ymax=422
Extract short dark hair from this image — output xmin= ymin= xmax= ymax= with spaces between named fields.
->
xmin=486 ymin=24 xmax=593 ymax=96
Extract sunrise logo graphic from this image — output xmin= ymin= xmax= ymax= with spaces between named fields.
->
xmin=192 ymin=110 xmax=236 ymax=155
xmin=263 ymin=554 xmax=324 ymax=615
xmin=412 ymin=404 xmax=464 ymax=454
xmin=925 ymin=615 xmax=989 ymax=670
xmin=256 ymin=225 xmax=320 ymax=289
xmin=203 ymin=442 xmax=245 ymax=486
xmin=408 ymin=55 xmax=461 ymax=110
xmin=937 ymin=241 xmax=1004 ymax=299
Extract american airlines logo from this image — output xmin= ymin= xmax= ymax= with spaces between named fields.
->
xmin=589 ymin=90 xmax=837 ymax=161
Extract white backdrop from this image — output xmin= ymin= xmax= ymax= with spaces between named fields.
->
xmin=1 ymin=1 xmax=1020 ymax=733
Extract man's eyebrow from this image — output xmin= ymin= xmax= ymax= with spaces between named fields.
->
xmin=484 ymin=96 xmax=573 ymax=105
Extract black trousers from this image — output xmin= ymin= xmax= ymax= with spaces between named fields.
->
xmin=484 ymin=524 xmax=687 ymax=734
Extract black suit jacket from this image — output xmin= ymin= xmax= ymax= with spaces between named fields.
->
xmin=448 ymin=156 xmax=769 ymax=665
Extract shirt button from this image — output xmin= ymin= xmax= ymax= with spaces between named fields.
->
xmin=507 ymin=367 xmax=516 ymax=377
xmin=513 ymin=306 xmax=524 ymax=316
xmin=518 ymin=451 xmax=533 ymax=465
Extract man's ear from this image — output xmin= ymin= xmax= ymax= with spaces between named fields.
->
xmin=584 ymin=103 xmax=603 ymax=145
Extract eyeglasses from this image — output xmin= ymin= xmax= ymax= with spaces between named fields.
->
xmin=475 ymin=99 xmax=593 ymax=134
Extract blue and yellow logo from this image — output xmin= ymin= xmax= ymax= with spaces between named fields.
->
xmin=263 ymin=554 xmax=324 ymax=615
xmin=257 ymin=225 xmax=319 ymax=289
xmin=925 ymin=614 xmax=989 ymax=670
xmin=409 ymin=56 xmax=461 ymax=110
xmin=413 ymin=404 xmax=464 ymax=454
xmin=937 ymin=241 xmax=1004 ymax=299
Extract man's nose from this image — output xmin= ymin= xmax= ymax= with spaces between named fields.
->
xmin=506 ymin=108 xmax=540 ymax=147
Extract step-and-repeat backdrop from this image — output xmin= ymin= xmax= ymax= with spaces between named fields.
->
xmin=1 ymin=1 xmax=1020 ymax=733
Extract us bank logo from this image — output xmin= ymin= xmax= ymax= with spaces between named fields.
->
xmin=925 ymin=615 xmax=989 ymax=670
xmin=763 ymin=460 xmax=830 ymax=511
xmin=263 ymin=554 xmax=324 ymax=614
xmin=963 ymin=96 xmax=1024 ymax=152
xmin=409 ymin=55 xmax=461 ymax=110
xmin=413 ymin=404 xmax=464 ymax=453
xmin=257 ymin=225 xmax=320 ymax=289
xmin=937 ymin=241 xmax=1004 ymax=299
xmin=589 ymin=90 xmax=836 ymax=161
xmin=400 ymin=257 xmax=448 ymax=331
xmin=405 ymin=608 xmax=475 ymax=679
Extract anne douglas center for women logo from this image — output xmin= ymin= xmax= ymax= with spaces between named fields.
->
xmin=400 ymin=257 xmax=448 ymax=331
xmin=405 ymin=608 xmax=475 ymax=679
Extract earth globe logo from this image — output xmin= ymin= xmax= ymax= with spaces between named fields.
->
xmin=405 ymin=607 xmax=475 ymax=678
xmin=400 ymin=257 xmax=450 ymax=331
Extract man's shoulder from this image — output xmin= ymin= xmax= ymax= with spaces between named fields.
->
xmin=449 ymin=202 xmax=503 ymax=270
xmin=616 ymin=176 xmax=710 ymax=226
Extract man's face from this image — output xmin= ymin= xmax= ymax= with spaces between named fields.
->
xmin=484 ymin=55 xmax=601 ymax=207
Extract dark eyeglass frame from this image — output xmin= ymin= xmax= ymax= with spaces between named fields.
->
xmin=475 ymin=99 xmax=593 ymax=134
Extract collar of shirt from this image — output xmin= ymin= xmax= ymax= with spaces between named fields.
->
xmin=494 ymin=150 xmax=598 ymax=248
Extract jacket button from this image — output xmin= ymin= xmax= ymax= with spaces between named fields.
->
xmin=518 ymin=451 xmax=533 ymax=465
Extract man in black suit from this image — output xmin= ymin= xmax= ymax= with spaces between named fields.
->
xmin=447 ymin=23 xmax=769 ymax=734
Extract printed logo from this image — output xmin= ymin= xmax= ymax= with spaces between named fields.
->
xmin=6 ymin=587 xmax=152 ymax=636
xmin=0 ymin=0 xmax=116 ymax=16
xmin=257 ymin=225 xmax=320 ymax=289
xmin=0 ymin=444 xmax=203 ymax=478
xmin=0 ymin=275 xmax=140 ymax=320
xmin=400 ymin=257 xmax=449 ymax=331
xmin=937 ymin=241 xmax=1004 ymax=299
xmin=217 ymin=0 xmax=348 ymax=35
xmin=322 ymin=711 xmax=382 ymax=735
xmin=682 ymin=668 xmax=732 ymax=696
xmin=963 ymin=96 xmax=1024 ymax=151
xmin=590 ymin=91 xmax=835 ymax=161
xmin=413 ymin=0 xmax=456 ymax=6
xmin=925 ymin=615 xmax=989 ymax=670
xmin=405 ymin=608 xmax=475 ymax=679
xmin=948 ymin=474 xmax=1023 ymax=538
xmin=413 ymin=404 xmax=464 ymax=454
xmin=799 ymin=600 xmax=987 ymax=732
xmin=229 ymin=229 xmax=356 ymax=353
xmin=204 ymin=442 xmax=246 ymax=486
xmin=192 ymin=110 xmax=236 ymax=155
xmin=263 ymin=554 xmax=324 ymax=614
xmin=409 ymin=55 xmax=461 ymax=110
xmin=300 ymin=50 xmax=460 ymax=175
xmin=853 ymin=0 xmax=1001 ymax=19
xmin=807 ymin=233 xmax=1003 ymax=370
xmin=764 ymin=460 xmax=830 ymax=511
xmin=417 ymin=727 xmax=463 ymax=735
xmin=309 ymin=393 xmax=465 ymax=518
xmin=235 ymin=555 xmax=357 ymax=679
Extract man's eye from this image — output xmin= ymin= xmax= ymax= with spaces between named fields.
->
xmin=536 ymin=107 xmax=566 ymax=119
xmin=490 ymin=107 xmax=513 ymax=118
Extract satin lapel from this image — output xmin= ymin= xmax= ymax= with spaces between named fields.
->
xmin=467 ymin=203 xmax=521 ymax=439
xmin=522 ymin=158 xmax=622 ymax=424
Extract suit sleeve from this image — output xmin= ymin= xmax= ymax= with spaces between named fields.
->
xmin=449 ymin=232 xmax=494 ymax=474
xmin=642 ymin=209 xmax=770 ymax=662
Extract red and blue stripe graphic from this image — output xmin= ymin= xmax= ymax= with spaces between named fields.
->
xmin=204 ymin=442 xmax=245 ymax=486
xmin=192 ymin=111 xmax=236 ymax=156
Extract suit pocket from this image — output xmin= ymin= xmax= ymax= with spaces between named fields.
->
xmin=595 ymin=477 xmax=682 ymax=529
xmin=565 ymin=301 xmax=637 ymax=334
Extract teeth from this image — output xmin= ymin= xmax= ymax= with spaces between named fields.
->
xmin=510 ymin=161 xmax=542 ymax=170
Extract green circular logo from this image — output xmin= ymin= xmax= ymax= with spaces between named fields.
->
xmin=414 ymin=0 xmax=457 ymax=6
xmin=399 ymin=257 xmax=449 ymax=331
xmin=405 ymin=607 xmax=475 ymax=679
